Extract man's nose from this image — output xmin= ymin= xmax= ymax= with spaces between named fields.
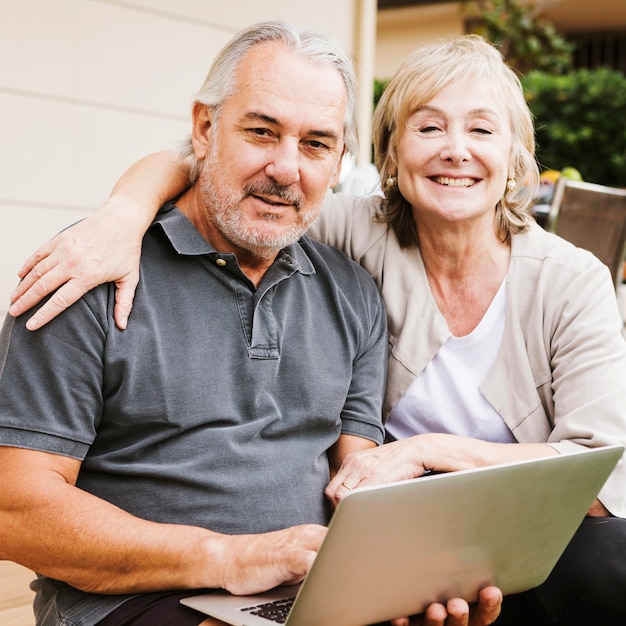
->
xmin=264 ymin=139 xmax=301 ymax=186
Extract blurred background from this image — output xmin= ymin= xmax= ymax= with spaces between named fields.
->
xmin=1 ymin=0 xmax=625 ymax=318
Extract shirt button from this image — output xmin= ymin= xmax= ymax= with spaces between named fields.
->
xmin=216 ymin=258 xmax=227 ymax=267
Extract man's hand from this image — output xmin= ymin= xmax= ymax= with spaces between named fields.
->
xmin=219 ymin=525 xmax=327 ymax=595
xmin=390 ymin=586 xmax=502 ymax=626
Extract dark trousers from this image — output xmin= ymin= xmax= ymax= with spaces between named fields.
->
xmin=496 ymin=516 xmax=626 ymax=625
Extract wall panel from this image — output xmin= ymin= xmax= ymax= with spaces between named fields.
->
xmin=1 ymin=0 xmax=358 ymax=319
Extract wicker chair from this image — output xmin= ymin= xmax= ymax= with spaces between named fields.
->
xmin=546 ymin=178 xmax=626 ymax=289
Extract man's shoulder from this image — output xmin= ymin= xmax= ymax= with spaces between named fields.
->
xmin=298 ymin=235 xmax=383 ymax=297
xmin=299 ymin=234 xmax=374 ymax=274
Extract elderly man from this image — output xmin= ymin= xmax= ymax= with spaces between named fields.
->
xmin=0 ymin=21 xmax=501 ymax=626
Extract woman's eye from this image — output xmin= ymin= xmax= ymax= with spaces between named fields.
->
xmin=419 ymin=125 xmax=440 ymax=133
xmin=472 ymin=127 xmax=493 ymax=135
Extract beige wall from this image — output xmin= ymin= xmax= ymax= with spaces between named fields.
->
xmin=376 ymin=2 xmax=465 ymax=79
xmin=0 ymin=0 xmax=367 ymax=319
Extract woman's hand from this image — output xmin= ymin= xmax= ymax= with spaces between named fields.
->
xmin=325 ymin=438 xmax=430 ymax=506
xmin=9 ymin=149 xmax=190 ymax=331
xmin=9 ymin=195 xmax=143 ymax=331
xmin=326 ymin=435 xmax=558 ymax=506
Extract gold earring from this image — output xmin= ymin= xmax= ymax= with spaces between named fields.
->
xmin=506 ymin=178 xmax=517 ymax=193
xmin=385 ymin=174 xmax=397 ymax=189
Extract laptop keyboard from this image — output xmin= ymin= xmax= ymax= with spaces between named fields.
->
xmin=240 ymin=596 xmax=295 ymax=623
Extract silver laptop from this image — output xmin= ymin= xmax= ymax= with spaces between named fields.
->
xmin=181 ymin=445 xmax=623 ymax=626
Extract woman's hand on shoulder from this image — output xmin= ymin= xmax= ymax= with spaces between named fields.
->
xmin=9 ymin=149 xmax=190 ymax=331
xmin=9 ymin=194 xmax=142 ymax=331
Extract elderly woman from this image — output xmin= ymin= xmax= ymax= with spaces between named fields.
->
xmin=10 ymin=36 xmax=626 ymax=625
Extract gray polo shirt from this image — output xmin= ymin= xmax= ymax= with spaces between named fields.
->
xmin=0 ymin=203 xmax=387 ymax=625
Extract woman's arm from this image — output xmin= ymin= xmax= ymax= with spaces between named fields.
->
xmin=10 ymin=163 xmax=378 ymax=331
xmin=9 ymin=150 xmax=190 ymax=330
xmin=325 ymin=434 xmax=557 ymax=505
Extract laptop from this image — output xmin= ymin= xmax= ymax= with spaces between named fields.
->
xmin=181 ymin=445 xmax=623 ymax=626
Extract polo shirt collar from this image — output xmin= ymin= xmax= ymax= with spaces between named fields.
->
xmin=152 ymin=202 xmax=315 ymax=275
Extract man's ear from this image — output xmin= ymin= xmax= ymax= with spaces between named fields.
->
xmin=329 ymin=145 xmax=347 ymax=189
xmin=191 ymin=102 xmax=213 ymax=159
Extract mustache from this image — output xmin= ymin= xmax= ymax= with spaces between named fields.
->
xmin=243 ymin=182 xmax=304 ymax=211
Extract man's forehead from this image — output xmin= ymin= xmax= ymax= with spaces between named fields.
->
xmin=225 ymin=43 xmax=347 ymax=134
xmin=234 ymin=42 xmax=346 ymax=103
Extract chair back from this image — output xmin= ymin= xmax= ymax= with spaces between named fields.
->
xmin=548 ymin=178 xmax=626 ymax=289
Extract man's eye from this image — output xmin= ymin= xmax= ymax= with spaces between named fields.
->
xmin=307 ymin=140 xmax=329 ymax=150
xmin=250 ymin=128 xmax=272 ymax=138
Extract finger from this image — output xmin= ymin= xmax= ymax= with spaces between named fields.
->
xmin=325 ymin=473 xmax=359 ymax=505
xmin=11 ymin=258 xmax=58 ymax=307
xmin=113 ymin=273 xmax=140 ymax=331
xmin=470 ymin=587 xmax=502 ymax=625
xmin=23 ymin=281 xmax=88 ymax=331
xmin=441 ymin=598 xmax=469 ymax=626
xmin=422 ymin=602 xmax=448 ymax=626
xmin=10 ymin=263 xmax=72 ymax=320
xmin=15 ymin=242 xmax=56 ymax=280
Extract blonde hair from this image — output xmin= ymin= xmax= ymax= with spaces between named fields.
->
xmin=373 ymin=35 xmax=539 ymax=246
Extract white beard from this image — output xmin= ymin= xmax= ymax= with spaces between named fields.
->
xmin=198 ymin=153 xmax=320 ymax=260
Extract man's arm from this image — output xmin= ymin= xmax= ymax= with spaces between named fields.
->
xmin=328 ymin=433 xmax=377 ymax=480
xmin=0 ymin=446 xmax=325 ymax=595
xmin=9 ymin=150 xmax=190 ymax=331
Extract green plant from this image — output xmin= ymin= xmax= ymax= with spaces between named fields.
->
xmin=522 ymin=69 xmax=626 ymax=187
xmin=373 ymin=78 xmax=389 ymax=110
xmin=464 ymin=0 xmax=573 ymax=74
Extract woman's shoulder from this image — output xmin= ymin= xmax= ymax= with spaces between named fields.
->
xmin=309 ymin=192 xmax=389 ymax=255
xmin=512 ymin=222 xmax=604 ymax=272
xmin=324 ymin=191 xmax=386 ymax=224
xmin=510 ymin=222 xmax=614 ymax=305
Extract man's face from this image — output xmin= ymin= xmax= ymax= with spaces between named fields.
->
xmin=193 ymin=42 xmax=347 ymax=259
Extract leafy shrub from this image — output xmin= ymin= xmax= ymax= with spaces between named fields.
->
xmin=522 ymin=69 xmax=626 ymax=187
xmin=465 ymin=0 xmax=573 ymax=74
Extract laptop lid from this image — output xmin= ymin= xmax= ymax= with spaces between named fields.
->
xmin=181 ymin=445 xmax=623 ymax=626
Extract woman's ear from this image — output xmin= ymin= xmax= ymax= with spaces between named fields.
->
xmin=191 ymin=102 xmax=213 ymax=159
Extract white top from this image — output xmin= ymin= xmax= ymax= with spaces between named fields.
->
xmin=386 ymin=278 xmax=516 ymax=443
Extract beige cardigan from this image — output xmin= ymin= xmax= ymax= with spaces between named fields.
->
xmin=310 ymin=192 xmax=626 ymax=517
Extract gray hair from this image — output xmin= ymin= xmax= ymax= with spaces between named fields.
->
xmin=182 ymin=20 xmax=358 ymax=182
xmin=373 ymin=35 xmax=539 ymax=247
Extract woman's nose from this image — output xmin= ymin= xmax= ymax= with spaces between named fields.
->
xmin=439 ymin=132 xmax=471 ymax=164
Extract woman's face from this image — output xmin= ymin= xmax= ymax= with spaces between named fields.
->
xmin=395 ymin=79 xmax=512 ymax=229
